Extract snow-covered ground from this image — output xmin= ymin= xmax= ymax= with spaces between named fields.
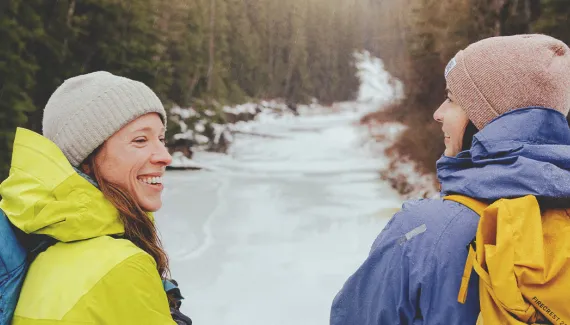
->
xmin=155 ymin=50 xmax=437 ymax=324
xmin=156 ymin=102 xmax=405 ymax=325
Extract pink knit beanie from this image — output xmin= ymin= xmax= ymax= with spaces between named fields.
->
xmin=445 ymin=34 xmax=570 ymax=130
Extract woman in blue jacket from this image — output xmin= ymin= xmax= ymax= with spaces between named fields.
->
xmin=330 ymin=34 xmax=570 ymax=324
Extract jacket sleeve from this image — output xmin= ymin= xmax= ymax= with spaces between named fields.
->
xmin=330 ymin=208 xmax=427 ymax=325
xmin=65 ymin=252 xmax=176 ymax=324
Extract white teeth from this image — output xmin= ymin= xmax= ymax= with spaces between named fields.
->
xmin=138 ymin=176 xmax=163 ymax=185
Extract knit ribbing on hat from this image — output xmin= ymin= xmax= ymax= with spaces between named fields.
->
xmin=445 ymin=34 xmax=570 ymax=130
xmin=42 ymin=71 xmax=167 ymax=167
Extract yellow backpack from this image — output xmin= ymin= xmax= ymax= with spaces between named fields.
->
xmin=444 ymin=195 xmax=570 ymax=325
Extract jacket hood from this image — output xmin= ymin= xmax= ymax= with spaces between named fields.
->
xmin=0 ymin=128 xmax=127 ymax=242
xmin=437 ymin=107 xmax=570 ymax=201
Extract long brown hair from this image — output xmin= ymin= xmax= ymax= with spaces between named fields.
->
xmin=83 ymin=148 xmax=170 ymax=279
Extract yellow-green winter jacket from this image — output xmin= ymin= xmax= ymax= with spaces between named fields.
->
xmin=0 ymin=128 xmax=175 ymax=325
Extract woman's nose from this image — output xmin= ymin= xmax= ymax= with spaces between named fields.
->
xmin=152 ymin=143 xmax=173 ymax=166
xmin=433 ymin=105 xmax=444 ymax=123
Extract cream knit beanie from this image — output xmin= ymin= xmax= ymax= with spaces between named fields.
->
xmin=42 ymin=71 xmax=167 ymax=167
xmin=445 ymin=34 xmax=570 ymax=130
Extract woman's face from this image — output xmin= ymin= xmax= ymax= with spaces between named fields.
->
xmin=433 ymin=89 xmax=470 ymax=157
xmin=94 ymin=113 xmax=172 ymax=212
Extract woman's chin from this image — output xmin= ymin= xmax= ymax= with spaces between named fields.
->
xmin=444 ymin=148 xmax=458 ymax=157
xmin=138 ymin=199 xmax=162 ymax=212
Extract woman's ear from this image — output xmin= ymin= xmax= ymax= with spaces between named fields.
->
xmin=80 ymin=160 xmax=92 ymax=175
xmin=80 ymin=146 xmax=103 ymax=177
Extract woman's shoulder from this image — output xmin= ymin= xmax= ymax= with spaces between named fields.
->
xmin=28 ymin=235 xmax=154 ymax=290
xmin=371 ymin=197 xmax=480 ymax=253
xmin=48 ymin=235 xmax=149 ymax=267
xmin=15 ymin=236 xmax=171 ymax=323
xmin=392 ymin=197 xmax=477 ymax=230
xmin=15 ymin=236 xmax=160 ymax=322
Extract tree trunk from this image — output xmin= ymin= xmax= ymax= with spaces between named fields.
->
xmin=188 ymin=69 xmax=200 ymax=99
xmin=63 ymin=0 xmax=76 ymax=57
xmin=207 ymin=0 xmax=216 ymax=92
xmin=67 ymin=0 xmax=76 ymax=27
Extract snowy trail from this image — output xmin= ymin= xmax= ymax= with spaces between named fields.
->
xmin=156 ymin=103 xmax=404 ymax=325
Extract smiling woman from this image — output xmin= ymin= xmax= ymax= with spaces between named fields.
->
xmin=80 ymin=112 xmax=172 ymax=280
xmin=433 ymin=89 xmax=470 ymax=157
xmin=0 ymin=71 xmax=191 ymax=324
xmin=84 ymin=114 xmax=170 ymax=212
xmin=331 ymin=34 xmax=570 ymax=325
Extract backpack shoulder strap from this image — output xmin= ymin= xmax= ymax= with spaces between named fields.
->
xmin=444 ymin=194 xmax=487 ymax=216
xmin=1 ymin=208 xmax=57 ymax=261
xmin=443 ymin=194 xmax=488 ymax=304
xmin=0 ymin=207 xmax=27 ymax=269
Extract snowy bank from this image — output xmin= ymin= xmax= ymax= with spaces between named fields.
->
xmin=166 ymin=99 xmax=298 ymax=169
xmin=166 ymin=50 xmax=439 ymax=199
xmin=353 ymin=50 xmax=438 ymax=199
xmin=361 ymin=122 xmax=439 ymax=199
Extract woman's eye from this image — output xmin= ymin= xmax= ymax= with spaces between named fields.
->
xmin=159 ymin=138 xmax=166 ymax=144
xmin=134 ymin=138 xmax=147 ymax=143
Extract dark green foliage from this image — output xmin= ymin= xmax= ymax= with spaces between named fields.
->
xmin=1 ymin=0 xmax=382 ymax=182
xmin=4 ymin=0 xmax=568 ymax=181
xmin=0 ymin=0 xmax=42 ymax=180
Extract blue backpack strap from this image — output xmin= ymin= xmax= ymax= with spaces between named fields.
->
xmin=0 ymin=208 xmax=58 ymax=324
xmin=163 ymin=279 xmax=192 ymax=325
xmin=163 ymin=278 xmax=184 ymax=307
xmin=0 ymin=208 xmax=28 ymax=323
xmin=0 ymin=209 xmax=27 ymax=273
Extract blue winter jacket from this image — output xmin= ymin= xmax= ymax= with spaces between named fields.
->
xmin=330 ymin=107 xmax=570 ymax=325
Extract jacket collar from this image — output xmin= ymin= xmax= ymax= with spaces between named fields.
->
xmin=437 ymin=108 xmax=570 ymax=201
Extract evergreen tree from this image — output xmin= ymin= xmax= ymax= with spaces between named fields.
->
xmin=226 ymin=0 xmax=262 ymax=99
xmin=0 ymin=0 xmax=42 ymax=181
xmin=165 ymin=1 xmax=207 ymax=107
xmin=7 ymin=0 xmax=562 ymax=180
xmin=70 ymin=0 xmax=166 ymax=96
xmin=283 ymin=0 xmax=312 ymax=103
xmin=25 ymin=0 xmax=76 ymax=132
